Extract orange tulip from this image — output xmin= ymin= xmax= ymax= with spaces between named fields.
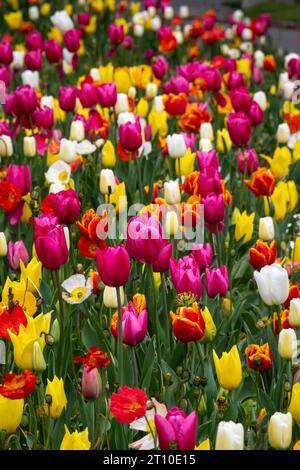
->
xmin=170 ymin=303 xmax=205 ymax=343
xmin=244 ymin=167 xmax=276 ymax=197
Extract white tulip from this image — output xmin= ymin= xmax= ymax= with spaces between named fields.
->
xmin=146 ymin=83 xmax=157 ymax=100
xmin=278 ymin=72 xmax=289 ymax=92
xmin=63 ymin=226 xmax=70 ymax=252
xmin=278 ymin=329 xmax=297 ymax=360
xmin=117 ymin=112 xmax=135 ymax=126
xmin=60 ymin=139 xmax=77 ymax=163
xmin=63 ymin=48 xmax=74 ymax=65
xmin=232 ymin=9 xmax=244 ymax=22
xmin=283 ymin=81 xmax=296 ymax=101
xmin=200 ymin=123 xmax=214 ymax=141
xmin=179 ymin=6 xmax=189 ymax=19
xmin=258 ymin=217 xmax=274 ymax=240
xmin=128 ymin=86 xmax=137 ymax=99
xmin=50 ymin=10 xmax=74 ymax=33
xmin=49 ymin=183 xmax=66 ymax=194
xmin=70 ymin=120 xmax=85 ymax=141
xmin=277 ymin=123 xmax=291 ymax=144
xmin=173 ymin=31 xmax=183 ymax=45
xmin=23 ymin=136 xmax=36 ymax=158
xmin=21 ymin=70 xmax=39 ymax=88
xmin=151 ymin=17 xmax=161 ymax=32
xmin=154 ymin=96 xmax=164 ymax=113
xmin=115 ymin=93 xmax=129 ymax=115
xmin=241 ymin=28 xmax=252 ymax=41
xmin=254 ymin=264 xmax=289 ymax=306
xmin=164 ymin=6 xmax=174 ymax=20
xmin=12 ymin=51 xmax=24 ymax=69
xmin=224 ymin=28 xmax=234 ymax=40
xmin=268 ymin=412 xmax=292 ymax=450
xmin=29 ymin=6 xmax=39 ymax=20
xmin=103 ymin=286 xmax=124 ymax=308
xmin=199 ymin=138 xmax=213 ymax=151
xmin=134 ymin=24 xmax=144 ymax=37
xmin=148 ymin=6 xmax=156 ymax=17
xmin=165 ymin=211 xmax=179 ymax=237
xmin=90 ymin=68 xmax=101 ymax=82
xmin=215 ymin=421 xmax=244 ymax=450
xmin=41 ymin=96 xmax=54 ymax=109
xmin=0 ymin=135 xmax=13 ymax=158
xmin=164 ymin=180 xmax=181 ymax=205
xmin=167 ymin=134 xmax=187 ymax=159
xmin=0 ymin=232 xmax=8 ymax=258
xmin=254 ymin=50 xmax=265 ymax=69
xmin=100 ymin=169 xmax=115 ymax=195
xmin=289 ymin=298 xmax=300 ymax=327
xmin=253 ymin=91 xmax=267 ymax=111
xmin=62 ymin=60 xmax=73 ymax=75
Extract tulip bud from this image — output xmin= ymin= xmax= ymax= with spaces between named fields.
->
xmin=89 ymin=67 xmax=101 ymax=81
xmin=278 ymin=72 xmax=289 ymax=92
xmin=164 ymin=180 xmax=181 ymax=205
xmin=179 ymin=6 xmax=189 ymax=18
xmin=258 ymin=217 xmax=274 ymax=240
xmin=41 ymin=96 xmax=54 ymax=109
xmin=103 ymin=286 xmax=124 ymax=308
xmin=50 ymin=318 xmax=60 ymax=343
xmin=165 ymin=211 xmax=179 ymax=237
xmin=167 ymin=134 xmax=187 ymax=159
xmin=23 ymin=136 xmax=36 ymax=158
xmin=173 ymin=31 xmax=183 ymax=45
xmin=29 ymin=6 xmax=39 ymax=21
xmin=12 ymin=51 xmax=24 ymax=69
xmin=222 ymin=298 xmax=232 ymax=318
xmin=283 ymin=81 xmax=295 ymax=101
xmin=146 ymin=83 xmax=157 ymax=99
xmin=133 ymin=24 xmax=144 ymax=37
xmin=70 ymin=120 xmax=85 ymax=141
xmin=148 ymin=6 xmax=156 ymax=16
xmin=200 ymin=123 xmax=214 ymax=141
xmin=268 ymin=412 xmax=292 ymax=450
xmin=115 ymin=93 xmax=129 ymax=114
xmin=242 ymin=28 xmax=252 ymax=41
xmin=254 ymin=50 xmax=265 ymax=68
xmin=60 ymin=138 xmax=77 ymax=163
xmin=0 ymin=232 xmax=7 ymax=257
xmin=100 ymin=169 xmax=115 ymax=195
xmin=154 ymin=96 xmax=164 ymax=113
xmin=21 ymin=70 xmax=39 ymax=88
xmin=63 ymin=226 xmax=70 ymax=252
xmin=199 ymin=138 xmax=213 ymax=151
xmin=253 ymin=91 xmax=267 ymax=111
xmin=0 ymin=135 xmax=13 ymax=158
xmin=82 ymin=365 xmax=101 ymax=400
xmin=215 ymin=421 xmax=244 ymax=450
xmin=164 ymin=6 xmax=174 ymax=19
xmin=289 ymin=298 xmax=300 ymax=327
xmin=276 ymin=123 xmax=291 ymax=144
xmin=128 ymin=87 xmax=137 ymax=99
xmin=278 ymin=328 xmax=297 ymax=360
xmin=102 ymin=140 xmax=116 ymax=168
xmin=32 ymin=341 xmax=47 ymax=372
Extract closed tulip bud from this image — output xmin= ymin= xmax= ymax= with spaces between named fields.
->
xmin=278 ymin=328 xmax=297 ymax=360
xmin=23 ymin=136 xmax=36 ymax=158
xmin=97 ymin=245 xmax=130 ymax=287
xmin=12 ymin=51 xmax=24 ymax=69
xmin=179 ymin=6 xmax=189 ymax=18
xmin=167 ymin=134 xmax=187 ymax=159
xmin=102 ymin=140 xmax=116 ymax=168
xmin=288 ymin=383 xmax=300 ymax=421
xmin=199 ymin=138 xmax=213 ymax=151
xmin=50 ymin=318 xmax=60 ymax=343
xmin=283 ymin=81 xmax=295 ymax=101
xmin=0 ymin=396 xmax=24 ymax=434
xmin=254 ymin=50 xmax=265 ymax=68
xmin=0 ymin=232 xmax=7 ymax=257
xmin=133 ymin=24 xmax=144 ymax=37
xmin=115 ymin=93 xmax=129 ymax=115
xmin=173 ymin=31 xmax=183 ymax=45
xmin=32 ymin=341 xmax=47 ymax=372
xmin=100 ymin=169 xmax=115 ymax=195
xmin=213 ymin=345 xmax=242 ymax=390
xmin=29 ymin=6 xmax=39 ymax=21
xmin=259 ymin=217 xmax=274 ymax=240
xmin=164 ymin=6 xmax=174 ymax=19
xmin=164 ymin=180 xmax=181 ymax=205
xmin=289 ymin=298 xmax=300 ymax=327
xmin=254 ymin=264 xmax=289 ymax=306
xmin=154 ymin=96 xmax=164 ymax=113
xmin=268 ymin=412 xmax=292 ymax=450
xmin=165 ymin=211 xmax=179 ymax=237
xmin=222 ymin=298 xmax=232 ymax=318
xmin=89 ymin=67 xmax=101 ymax=81
xmin=277 ymin=123 xmax=291 ymax=144
xmin=0 ymin=135 xmax=13 ymax=157
xmin=278 ymin=72 xmax=289 ymax=92
xmin=146 ymin=83 xmax=157 ymax=99
xmin=215 ymin=421 xmax=244 ymax=450
xmin=8 ymin=240 xmax=29 ymax=270
xmin=128 ymin=87 xmax=137 ymax=99
xmin=200 ymin=122 xmax=214 ymax=141
xmin=253 ymin=91 xmax=267 ymax=111
xmin=60 ymin=138 xmax=77 ymax=163
xmin=103 ymin=286 xmax=124 ymax=308
xmin=148 ymin=6 xmax=156 ymax=16
xmin=82 ymin=365 xmax=101 ymax=400
xmin=70 ymin=120 xmax=85 ymax=141
xmin=21 ymin=70 xmax=39 ymax=88
xmin=44 ymin=376 xmax=67 ymax=420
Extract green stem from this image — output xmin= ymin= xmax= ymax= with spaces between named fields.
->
xmin=116 ymin=286 xmax=124 ymax=386
xmin=134 ymin=156 xmax=143 ymax=202
xmin=195 ymin=341 xmax=205 ymax=375
xmin=161 ymin=273 xmax=171 ymax=349
xmin=54 ymin=269 xmax=65 ymax=335
xmin=150 ymin=265 xmax=162 ymax=373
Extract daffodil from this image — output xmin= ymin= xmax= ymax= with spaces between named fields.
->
xmin=61 ymin=274 xmax=92 ymax=304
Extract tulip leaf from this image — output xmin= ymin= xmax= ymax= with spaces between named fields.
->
xmin=257 ymin=388 xmax=276 ymax=414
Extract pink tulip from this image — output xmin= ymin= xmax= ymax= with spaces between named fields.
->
xmin=155 ymin=407 xmax=197 ymax=450
xmin=288 ymin=58 xmax=300 ymax=80
xmin=152 ymin=55 xmax=169 ymax=80
xmin=170 ymin=254 xmax=202 ymax=298
xmin=35 ymin=225 xmax=68 ymax=271
xmin=6 ymin=165 xmax=31 ymax=196
xmin=163 ymin=76 xmax=189 ymax=95
xmin=32 ymin=107 xmax=54 ymax=130
xmin=226 ymin=71 xmax=245 ymax=90
xmin=152 ymin=241 xmax=172 ymax=273
xmin=253 ymin=66 xmax=263 ymax=84
xmin=34 ymin=214 xmax=59 ymax=238
xmin=108 ymin=24 xmax=124 ymax=45
xmin=223 ymin=58 xmax=236 ymax=73
xmin=0 ymin=66 xmax=11 ymax=86
xmin=119 ymin=118 xmax=142 ymax=152
xmin=0 ymin=42 xmax=13 ymax=65
xmin=11 ymin=86 xmax=38 ymax=116
xmin=7 ymin=241 xmax=29 ymax=270
xmin=25 ymin=31 xmax=43 ymax=51
xmin=202 ymin=193 xmax=225 ymax=233
xmin=77 ymin=13 xmax=91 ymax=27
xmin=25 ymin=50 xmax=42 ymax=71
xmin=248 ymin=101 xmax=264 ymax=126
xmin=203 ymin=14 xmax=215 ymax=31
xmin=181 ymin=133 xmax=195 ymax=151
xmin=205 ymin=266 xmax=228 ymax=298
xmin=237 ymin=149 xmax=259 ymax=175
xmin=198 ymin=167 xmax=222 ymax=197
xmin=227 ymin=112 xmax=252 ymax=147
xmin=59 ymin=86 xmax=77 ymax=112
xmin=111 ymin=301 xmax=148 ymax=347
xmin=230 ymin=88 xmax=252 ymax=113
xmin=50 ymin=189 xmax=80 ymax=225
xmin=201 ymin=67 xmax=222 ymax=91
xmin=197 ymin=150 xmax=219 ymax=172
xmin=97 ymin=82 xmax=117 ymax=108
xmin=192 ymin=243 xmax=213 ymax=270
xmin=78 ymin=82 xmax=98 ymax=108
xmin=96 ymin=245 xmax=130 ymax=287
xmin=126 ymin=214 xmax=165 ymax=264
xmin=123 ymin=36 xmax=133 ymax=49
xmin=63 ymin=29 xmax=81 ymax=53
xmin=82 ymin=365 xmax=101 ymax=400
xmin=43 ymin=38 xmax=63 ymax=63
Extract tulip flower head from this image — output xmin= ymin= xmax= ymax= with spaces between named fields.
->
xmin=254 ymin=263 xmax=289 ymax=306
xmin=155 ymin=407 xmax=197 ymax=450
xmin=213 ymin=345 xmax=242 ymax=390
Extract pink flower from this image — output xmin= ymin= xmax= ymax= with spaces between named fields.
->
xmin=237 ymin=149 xmax=259 ymax=175
xmin=202 ymin=193 xmax=225 ymax=233
xmin=82 ymin=365 xmax=101 ymax=400
xmin=227 ymin=112 xmax=252 ymax=147
xmin=32 ymin=107 xmax=54 ymax=131
xmin=226 ymin=71 xmax=245 ymax=90
xmin=152 ymin=241 xmax=172 ymax=273
xmin=50 ymin=189 xmax=80 ymax=225
xmin=181 ymin=133 xmax=195 ymax=151
xmin=59 ymin=86 xmax=77 ymax=112
xmin=43 ymin=39 xmax=63 ymax=63
xmin=11 ymin=86 xmax=38 ymax=116
xmin=0 ymin=42 xmax=13 ymax=65
xmin=25 ymin=31 xmax=43 ymax=51
xmin=198 ymin=167 xmax=222 ymax=197
xmin=163 ymin=76 xmax=189 ymax=95
xmin=169 ymin=254 xmax=202 ymax=298
xmin=152 ymin=55 xmax=169 ymax=80
xmin=108 ymin=24 xmax=124 ymax=45
xmin=96 ymin=245 xmax=130 ymax=287
xmin=111 ymin=301 xmax=148 ymax=347
xmin=197 ymin=150 xmax=219 ymax=172
xmin=126 ymin=214 xmax=165 ymax=264
xmin=230 ymin=88 xmax=252 ymax=113
xmin=35 ymin=225 xmax=69 ymax=271
xmin=0 ymin=66 xmax=11 ymax=86
xmin=192 ymin=243 xmax=213 ymax=270
xmin=24 ymin=50 xmax=42 ymax=71
xmin=205 ymin=265 xmax=228 ymax=298
xmin=248 ymin=100 xmax=264 ymax=126
xmin=155 ymin=407 xmax=197 ymax=450
xmin=63 ymin=29 xmax=81 ymax=53
xmin=6 ymin=165 xmax=31 ymax=196
xmin=201 ymin=66 xmax=222 ymax=91
xmin=77 ymin=13 xmax=91 ymax=27
xmin=78 ymin=82 xmax=98 ymax=108
xmin=7 ymin=241 xmax=29 ymax=270
xmin=97 ymin=82 xmax=117 ymax=108
xmin=119 ymin=118 xmax=142 ymax=152
xmin=34 ymin=214 xmax=59 ymax=238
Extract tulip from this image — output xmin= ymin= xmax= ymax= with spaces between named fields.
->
xmin=60 ymin=425 xmax=91 ymax=450
xmin=155 ymin=407 xmax=197 ymax=450
xmin=167 ymin=134 xmax=187 ymax=158
xmin=288 ymin=383 xmax=300 ymax=421
xmin=44 ymin=376 xmax=67 ymax=419
xmin=0 ymin=232 xmax=8 ymax=257
xmin=50 ymin=10 xmax=74 ymax=33
xmin=32 ymin=341 xmax=47 ymax=372
xmin=0 ymin=42 xmax=13 ymax=65
xmin=202 ymin=193 xmax=225 ymax=233
xmin=111 ymin=295 xmax=148 ymax=346
xmin=192 ymin=243 xmax=213 ymax=270
xmin=12 ymin=85 xmax=38 ymax=116
xmin=213 ymin=345 xmax=242 ymax=390
xmin=0 ymin=135 xmax=13 ymax=158
xmin=278 ymin=328 xmax=297 ymax=360
xmin=115 ymin=93 xmax=129 ymax=115
xmin=200 ymin=122 xmax=214 ymax=141
xmin=234 ymin=209 xmax=255 ymax=244
xmin=253 ymin=91 xmax=267 ymax=111
xmin=268 ymin=412 xmax=292 ymax=450
xmin=230 ymin=88 xmax=252 ymax=113
xmin=12 ymin=51 xmax=24 ymax=69
xmin=63 ymin=29 xmax=81 ymax=53
xmin=248 ymin=100 xmax=264 ymax=126
xmin=146 ymin=83 xmax=157 ymax=99
xmin=70 ymin=120 xmax=85 ymax=141
xmin=163 ymin=76 xmax=189 ymax=95
xmin=170 ymin=254 xmax=202 ymax=298
xmin=152 ymin=56 xmax=169 ymax=80
xmin=7 ymin=240 xmax=29 ymax=271
xmin=215 ymin=421 xmax=244 ymax=450
xmin=205 ymin=266 xmax=228 ymax=298
xmin=249 ymin=240 xmax=277 ymax=271
xmin=201 ymin=67 xmax=222 ymax=92
xmin=227 ymin=112 xmax=252 ymax=147
xmin=6 ymin=164 xmax=31 ymax=196
xmin=97 ymin=245 xmax=130 ymax=287
xmin=59 ymin=86 xmax=77 ymax=112
xmin=237 ymin=149 xmax=259 ymax=175
xmin=59 ymin=139 xmax=77 ymax=163
xmin=44 ymin=38 xmax=63 ymax=63
xmin=23 ymin=136 xmax=36 ymax=158
xmin=198 ymin=168 xmax=223 ymax=197
xmin=21 ymin=70 xmax=39 ymax=89
xmin=289 ymin=299 xmax=300 ymax=327
xmin=254 ymin=264 xmax=289 ymax=306
xmin=259 ymin=217 xmax=274 ymax=241
xmin=25 ymin=50 xmax=42 ymax=71
xmin=49 ymin=189 xmax=81 ymax=225
xmin=32 ymin=107 xmax=54 ymax=130
xmin=103 ymin=286 xmax=125 ymax=308
xmin=26 ymin=31 xmax=43 ymax=51
xmin=0 ymin=396 xmax=24 ymax=434
xmin=97 ymin=82 xmax=117 ymax=108
xmin=119 ymin=119 xmax=142 ymax=152
xmin=277 ymin=123 xmax=291 ymax=144
xmin=164 ymin=180 xmax=181 ymax=205
xmin=152 ymin=241 xmax=172 ymax=273
xmin=199 ymin=138 xmax=212 ymax=152
xmin=126 ymin=214 xmax=164 ymax=264
xmin=197 ymin=150 xmax=219 ymax=172
xmin=245 ymin=343 xmax=272 ymax=372
xmin=108 ymin=24 xmax=124 ymax=45
xmin=78 ymin=83 xmax=99 ymax=109
xmin=170 ymin=303 xmax=205 ymax=343
xmin=35 ymin=225 xmax=69 ymax=271
xmin=164 ymin=211 xmax=179 ymax=237
xmin=244 ymin=167 xmax=276 ymax=197
xmin=82 ymin=365 xmax=101 ymax=400
xmin=179 ymin=6 xmax=189 ymax=18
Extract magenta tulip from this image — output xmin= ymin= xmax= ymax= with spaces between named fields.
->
xmin=34 ymin=214 xmax=59 ymax=238
xmin=0 ymin=66 xmax=11 ymax=86
xmin=169 ymin=254 xmax=202 ymax=298
xmin=11 ymin=86 xmax=38 ymax=116
xmin=32 ymin=107 xmax=54 ymax=130
xmin=7 ymin=241 xmax=29 ymax=271
xmin=198 ymin=167 xmax=222 ymax=197
xmin=227 ymin=112 xmax=252 ymax=147
xmin=248 ymin=101 xmax=264 ymax=126
xmin=205 ymin=265 xmax=228 ymax=298
xmin=50 ymin=189 xmax=80 ymax=225
xmin=126 ymin=214 xmax=165 ymax=264
xmin=64 ymin=29 xmax=81 ymax=53
xmin=97 ymin=245 xmax=130 ymax=287
xmin=43 ymin=39 xmax=63 ymax=63
xmin=108 ymin=24 xmax=124 ymax=45
xmin=163 ymin=76 xmax=189 ymax=95
xmin=155 ymin=408 xmax=197 ymax=450
xmin=197 ymin=150 xmax=219 ymax=172
xmin=25 ymin=31 xmax=43 ymax=51
xmin=59 ymin=86 xmax=77 ymax=112
xmin=202 ymin=193 xmax=225 ymax=233
xmin=119 ymin=119 xmax=142 ymax=152
xmin=82 ymin=365 xmax=101 ymax=400
xmin=25 ymin=50 xmax=42 ymax=71
xmin=152 ymin=241 xmax=172 ymax=273
xmin=192 ymin=243 xmax=213 ymax=270
xmin=230 ymin=88 xmax=252 ymax=113
xmin=77 ymin=13 xmax=91 ymax=27
xmin=111 ymin=302 xmax=148 ymax=347
xmin=78 ymin=83 xmax=98 ymax=108
xmin=97 ymin=82 xmax=117 ymax=108
xmin=35 ymin=225 xmax=69 ymax=271
xmin=226 ymin=71 xmax=245 ymax=90
xmin=0 ymin=42 xmax=13 ymax=65
xmin=6 ymin=165 xmax=31 ymax=196
xmin=237 ymin=149 xmax=259 ymax=175
xmin=201 ymin=67 xmax=222 ymax=91
xmin=152 ymin=55 xmax=169 ymax=80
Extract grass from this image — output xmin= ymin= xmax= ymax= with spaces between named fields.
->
xmin=222 ymin=1 xmax=300 ymax=23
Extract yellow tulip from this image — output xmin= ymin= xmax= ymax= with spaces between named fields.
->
xmin=201 ymin=307 xmax=216 ymax=343
xmin=261 ymin=146 xmax=291 ymax=179
xmin=91 ymin=0 xmax=104 ymax=12
xmin=99 ymin=63 xmax=114 ymax=82
xmin=85 ymin=15 xmax=97 ymax=34
xmin=175 ymin=148 xmax=196 ymax=177
xmin=47 ymin=27 xmax=63 ymax=43
xmin=64 ymin=4 xmax=73 ymax=15
xmin=20 ymin=257 xmax=42 ymax=294
xmin=54 ymin=98 xmax=66 ymax=122
xmin=236 ymin=58 xmax=251 ymax=81
xmin=102 ymin=140 xmax=116 ymax=168
xmin=44 ymin=376 xmax=67 ymax=420
xmin=264 ymin=180 xmax=298 ymax=221
xmin=213 ymin=345 xmax=242 ymax=391
xmin=293 ymin=141 xmax=300 ymax=162
xmin=294 ymin=440 xmax=300 ymax=450
xmin=288 ymin=383 xmax=300 ymax=421
xmin=148 ymin=109 xmax=168 ymax=137
xmin=115 ymin=68 xmax=131 ymax=93
xmin=292 ymin=237 xmax=300 ymax=262
xmin=9 ymin=312 xmax=51 ymax=370
xmin=129 ymin=65 xmax=152 ymax=89
xmin=106 ymin=0 xmax=116 ymax=12
xmin=0 ymin=396 xmax=24 ymax=433
xmin=78 ymin=40 xmax=85 ymax=57
xmin=136 ymin=98 xmax=149 ymax=118
xmin=2 ymin=277 xmax=37 ymax=316
xmin=40 ymin=3 xmax=51 ymax=16
xmin=109 ymin=182 xmax=127 ymax=214
xmin=60 ymin=426 xmax=91 ymax=450
xmin=20 ymin=197 xmax=33 ymax=224
xmin=233 ymin=209 xmax=255 ymax=244
xmin=8 ymin=0 xmax=19 ymax=9
xmin=216 ymin=128 xmax=232 ymax=153
xmin=195 ymin=439 xmax=210 ymax=450
xmin=4 ymin=12 xmax=22 ymax=30
xmin=130 ymin=2 xmax=140 ymax=15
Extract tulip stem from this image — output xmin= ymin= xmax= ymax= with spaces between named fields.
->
xmin=54 ymin=269 xmax=65 ymax=335
xmin=116 ymin=286 xmax=124 ymax=386
xmin=134 ymin=155 xmax=143 ymax=202
xmin=161 ymin=273 xmax=171 ymax=349
xmin=178 ymin=157 xmax=182 ymax=184
xmin=195 ymin=341 xmax=205 ymax=375
xmin=150 ymin=265 xmax=162 ymax=375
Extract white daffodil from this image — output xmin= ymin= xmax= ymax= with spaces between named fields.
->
xmin=45 ymin=160 xmax=71 ymax=185
xmin=61 ymin=274 xmax=93 ymax=304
